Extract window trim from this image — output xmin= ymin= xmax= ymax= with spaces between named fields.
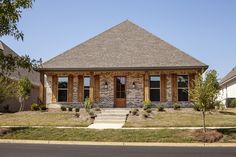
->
xmin=149 ymin=75 xmax=161 ymax=102
xmin=177 ymin=75 xmax=189 ymax=102
xmin=57 ymin=76 xmax=68 ymax=102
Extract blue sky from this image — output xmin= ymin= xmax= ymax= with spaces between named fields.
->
xmin=1 ymin=0 xmax=236 ymax=78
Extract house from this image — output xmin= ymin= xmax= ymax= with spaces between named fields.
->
xmin=219 ymin=67 xmax=236 ymax=106
xmin=38 ymin=20 xmax=207 ymax=108
xmin=0 ymin=41 xmax=40 ymax=112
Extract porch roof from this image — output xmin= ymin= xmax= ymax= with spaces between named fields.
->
xmin=40 ymin=20 xmax=208 ymax=71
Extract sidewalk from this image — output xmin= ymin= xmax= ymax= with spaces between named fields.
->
xmin=0 ymin=139 xmax=236 ymax=147
xmin=1 ymin=125 xmax=236 ymax=130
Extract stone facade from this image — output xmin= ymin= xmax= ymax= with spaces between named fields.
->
xmin=44 ymin=75 xmax=52 ymax=105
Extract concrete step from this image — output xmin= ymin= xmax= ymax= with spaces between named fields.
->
xmin=95 ymin=116 xmax=126 ymax=120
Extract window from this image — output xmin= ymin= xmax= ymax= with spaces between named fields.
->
xmin=149 ymin=76 xmax=160 ymax=101
xmin=177 ymin=75 xmax=189 ymax=101
xmin=116 ymin=77 xmax=126 ymax=98
xmin=84 ymin=76 xmax=90 ymax=100
xmin=58 ymin=77 xmax=68 ymax=102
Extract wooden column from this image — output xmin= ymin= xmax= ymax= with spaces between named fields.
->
xmin=160 ymin=74 xmax=167 ymax=102
xmin=78 ymin=75 xmax=84 ymax=102
xmin=171 ymin=74 xmax=177 ymax=102
xmin=89 ymin=72 xmax=94 ymax=103
xmin=51 ymin=75 xmax=58 ymax=103
xmin=144 ymin=71 xmax=150 ymax=101
xmin=68 ymin=75 xmax=74 ymax=102
xmin=39 ymin=72 xmax=45 ymax=104
xmin=188 ymin=73 xmax=195 ymax=102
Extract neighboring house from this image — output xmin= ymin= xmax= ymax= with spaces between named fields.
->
xmin=0 ymin=41 xmax=40 ymax=112
xmin=219 ymin=67 xmax=236 ymax=106
xmin=38 ymin=20 xmax=208 ymax=108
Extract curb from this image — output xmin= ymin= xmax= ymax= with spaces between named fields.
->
xmin=0 ymin=139 xmax=236 ymax=147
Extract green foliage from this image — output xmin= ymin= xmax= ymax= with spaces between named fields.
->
xmin=75 ymin=107 xmax=80 ymax=112
xmin=228 ymin=99 xmax=236 ymax=108
xmin=16 ymin=77 xmax=32 ymax=111
xmin=40 ymin=105 xmax=47 ymax=111
xmin=68 ymin=107 xmax=73 ymax=112
xmin=143 ymin=100 xmax=152 ymax=110
xmin=145 ymin=108 xmax=152 ymax=113
xmin=173 ymin=104 xmax=181 ymax=110
xmin=84 ymin=98 xmax=92 ymax=112
xmin=157 ymin=105 xmax=165 ymax=112
xmin=0 ymin=77 xmax=16 ymax=103
xmin=31 ymin=103 xmax=40 ymax=111
xmin=61 ymin=106 xmax=66 ymax=111
xmin=0 ymin=0 xmax=34 ymax=40
xmin=190 ymin=70 xmax=220 ymax=131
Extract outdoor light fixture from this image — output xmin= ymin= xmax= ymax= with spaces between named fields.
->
xmin=104 ymin=81 xmax=108 ymax=89
xmin=132 ymin=82 xmax=135 ymax=88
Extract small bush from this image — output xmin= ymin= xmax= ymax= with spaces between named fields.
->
xmin=75 ymin=107 xmax=80 ymax=112
xmin=192 ymin=129 xmax=223 ymax=143
xmin=75 ymin=113 xmax=80 ymax=118
xmin=68 ymin=107 xmax=73 ymax=111
xmin=173 ymin=104 xmax=181 ymax=110
xmin=61 ymin=106 xmax=66 ymax=111
xmin=89 ymin=111 xmax=96 ymax=118
xmin=157 ymin=105 xmax=165 ymax=112
xmin=31 ymin=103 xmax=40 ymax=111
xmin=41 ymin=106 xmax=47 ymax=111
xmin=193 ymin=104 xmax=201 ymax=111
xmin=142 ymin=112 xmax=149 ymax=118
xmin=146 ymin=108 xmax=152 ymax=113
xmin=94 ymin=107 xmax=101 ymax=112
xmin=143 ymin=100 xmax=152 ymax=110
xmin=84 ymin=98 xmax=92 ymax=112
xmin=229 ymin=99 xmax=236 ymax=108
xmin=131 ymin=108 xmax=139 ymax=116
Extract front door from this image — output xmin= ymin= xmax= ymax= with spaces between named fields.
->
xmin=115 ymin=77 xmax=126 ymax=107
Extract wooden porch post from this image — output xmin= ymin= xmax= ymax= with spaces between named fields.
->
xmin=39 ymin=72 xmax=45 ymax=104
xmin=144 ymin=71 xmax=150 ymax=101
xmin=89 ymin=72 xmax=94 ymax=103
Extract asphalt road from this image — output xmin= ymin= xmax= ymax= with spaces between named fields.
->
xmin=0 ymin=143 xmax=236 ymax=157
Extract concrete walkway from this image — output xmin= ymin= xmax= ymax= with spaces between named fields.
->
xmin=88 ymin=108 xmax=130 ymax=129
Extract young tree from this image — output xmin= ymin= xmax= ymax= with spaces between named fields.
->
xmin=190 ymin=70 xmax=220 ymax=132
xmin=16 ymin=77 xmax=32 ymax=111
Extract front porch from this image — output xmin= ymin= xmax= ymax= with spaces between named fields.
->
xmin=39 ymin=70 xmax=198 ymax=109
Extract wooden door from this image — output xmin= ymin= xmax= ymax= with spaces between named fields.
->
xmin=115 ymin=77 xmax=126 ymax=107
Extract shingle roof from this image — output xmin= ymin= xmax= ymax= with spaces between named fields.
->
xmin=220 ymin=67 xmax=236 ymax=85
xmin=41 ymin=20 xmax=207 ymax=70
xmin=0 ymin=41 xmax=40 ymax=86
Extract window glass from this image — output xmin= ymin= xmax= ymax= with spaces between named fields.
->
xmin=149 ymin=76 xmax=160 ymax=101
xmin=58 ymin=77 xmax=68 ymax=102
xmin=84 ymin=76 xmax=90 ymax=100
xmin=116 ymin=77 xmax=126 ymax=98
xmin=177 ymin=75 xmax=188 ymax=101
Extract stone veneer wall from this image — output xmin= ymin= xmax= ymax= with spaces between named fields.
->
xmin=44 ymin=75 xmax=52 ymax=105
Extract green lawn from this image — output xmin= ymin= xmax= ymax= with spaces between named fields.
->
xmin=1 ymin=127 xmax=236 ymax=143
xmin=125 ymin=108 xmax=236 ymax=127
xmin=0 ymin=111 xmax=91 ymax=127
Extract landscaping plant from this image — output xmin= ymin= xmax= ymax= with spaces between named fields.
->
xmin=173 ymin=103 xmax=181 ymax=110
xmin=157 ymin=105 xmax=165 ymax=112
xmin=68 ymin=107 xmax=73 ymax=111
xmin=84 ymin=98 xmax=92 ymax=112
xmin=190 ymin=70 xmax=220 ymax=132
xmin=31 ymin=103 xmax=40 ymax=111
xmin=75 ymin=107 xmax=80 ymax=112
xmin=143 ymin=100 xmax=152 ymax=110
xmin=61 ymin=106 xmax=66 ymax=111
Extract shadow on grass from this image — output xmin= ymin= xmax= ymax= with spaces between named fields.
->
xmin=217 ymin=128 xmax=236 ymax=135
xmin=0 ymin=127 xmax=29 ymax=136
xmin=219 ymin=111 xmax=236 ymax=115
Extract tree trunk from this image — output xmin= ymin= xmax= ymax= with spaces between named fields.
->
xmin=202 ymin=109 xmax=206 ymax=132
xmin=19 ymin=97 xmax=24 ymax=112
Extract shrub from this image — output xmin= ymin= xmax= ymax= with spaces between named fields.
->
xmin=84 ymin=98 xmax=92 ymax=112
xmin=31 ymin=103 xmax=40 ymax=111
xmin=68 ymin=107 xmax=73 ymax=111
xmin=173 ymin=103 xmax=181 ymax=110
xmin=75 ymin=113 xmax=80 ymax=118
xmin=40 ymin=106 xmax=47 ymax=111
xmin=157 ymin=105 xmax=165 ymax=112
xmin=131 ymin=108 xmax=139 ymax=116
xmin=61 ymin=106 xmax=66 ymax=111
xmin=89 ymin=111 xmax=96 ymax=118
xmin=193 ymin=104 xmax=201 ymax=111
xmin=3 ymin=104 xmax=9 ymax=112
xmin=229 ymin=99 xmax=236 ymax=108
xmin=143 ymin=100 xmax=152 ymax=110
xmin=142 ymin=112 xmax=149 ymax=118
xmin=192 ymin=129 xmax=223 ymax=143
xmin=146 ymin=108 xmax=152 ymax=113
xmin=75 ymin=107 xmax=80 ymax=112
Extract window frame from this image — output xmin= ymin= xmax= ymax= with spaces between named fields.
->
xmin=149 ymin=75 xmax=161 ymax=102
xmin=83 ymin=76 xmax=90 ymax=100
xmin=177 ymin=75 xmax=189 ymax=102
xmin=57 ymin=76 xmax=68 ymax=102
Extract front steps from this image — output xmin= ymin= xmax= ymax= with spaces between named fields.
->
xmin=88 ymin=108 xmax=130 ymax=129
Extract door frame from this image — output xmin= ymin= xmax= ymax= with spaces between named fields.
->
xmin=114 ymin=76 xmax=127 ymax=108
